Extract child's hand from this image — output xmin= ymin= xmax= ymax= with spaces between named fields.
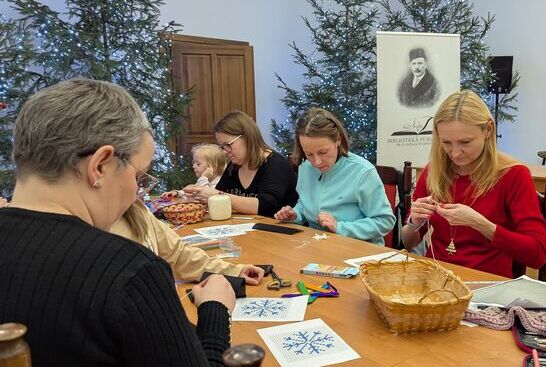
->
xmin=202 ymin=167 xmax=214 ymax=180
xmin=160 ymin=190 xmax=180 ymax=199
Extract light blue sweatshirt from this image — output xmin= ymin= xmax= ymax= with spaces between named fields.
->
xmin=292 ymin=152 xmax=395 ymax=245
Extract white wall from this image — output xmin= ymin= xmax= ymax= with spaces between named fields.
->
xmin=472 ymin=0 xmax=546 ymax=165
xmin=2 ymin=1 xmax=545 ymax=163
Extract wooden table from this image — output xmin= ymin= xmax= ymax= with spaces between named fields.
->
xmin=176 ymin=217 xmax=524 ymax=366
xmin=414 ymin=164 xmax=546 ymax=192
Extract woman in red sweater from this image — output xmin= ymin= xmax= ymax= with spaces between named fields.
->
xmin=401 ymin=90 xmax=546 ymax=277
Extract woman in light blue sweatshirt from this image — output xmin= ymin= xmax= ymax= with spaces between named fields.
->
xmin=274 ymin=108 xmax=395 ymax=245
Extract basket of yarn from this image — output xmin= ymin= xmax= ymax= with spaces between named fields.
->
xmin=162 ymin=202 xmax=206 ymax=225
xmin=360 ymin=250 xmax=472 ymax=334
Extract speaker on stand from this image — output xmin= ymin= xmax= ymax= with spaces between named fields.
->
xmin=488 ymin=56 xmax=513 ymax=140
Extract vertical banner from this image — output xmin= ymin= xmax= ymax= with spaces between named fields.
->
xmin=376 ymin=32 xmax=460 ymax=168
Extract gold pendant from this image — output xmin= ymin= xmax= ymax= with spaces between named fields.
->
xmin=446 ymin=239 xmax=456 ymax=255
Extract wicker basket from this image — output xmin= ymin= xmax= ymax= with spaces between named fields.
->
xmin=162 ymin=202 xmax=206 ymax=225
xmin=360 ymin=250 xmax=472 ymax=334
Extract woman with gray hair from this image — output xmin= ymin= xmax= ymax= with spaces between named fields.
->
xmin=0 ymin=78 xmax=235 ymax=366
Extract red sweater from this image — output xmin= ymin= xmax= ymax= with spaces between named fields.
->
xmin=412 ymin=165 xmax=546 ymax=278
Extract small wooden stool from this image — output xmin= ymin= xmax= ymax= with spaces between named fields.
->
xmin=538 ymin=151 xmax=546 ymax=165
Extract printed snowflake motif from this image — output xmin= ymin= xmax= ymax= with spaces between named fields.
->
xmin=282 ymin=330 xmax=335 ymax=355
xmin=240 ymin=299 xmax=288 ymax=317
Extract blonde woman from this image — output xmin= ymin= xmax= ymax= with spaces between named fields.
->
xmin=402 ymin=90 xmax=546 ymax=277
xmin=111 ymin=201 xmax=265 ymax=284
xmin=185 ymin=111 xmax=298 ymax=217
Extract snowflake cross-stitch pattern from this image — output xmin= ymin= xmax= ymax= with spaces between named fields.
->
xmin=282 ymin=330 xmax=335 ymax=355
xmin=241 ymin=299 xmax=288 ymax=318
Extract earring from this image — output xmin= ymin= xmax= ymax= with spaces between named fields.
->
xmin=93 ymin=181 xmax=101 ymax=188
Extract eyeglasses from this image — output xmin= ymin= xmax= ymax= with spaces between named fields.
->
xmin=77 ymin=148 xmax=158 ymax=198
xmin=219 ymin=135 xmax=242 ymax=153
xmin=121 ymin=159 xmax=159 ymax=198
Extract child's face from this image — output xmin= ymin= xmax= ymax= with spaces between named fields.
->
xmin=192 ymin=151 xmax=209 ymax=177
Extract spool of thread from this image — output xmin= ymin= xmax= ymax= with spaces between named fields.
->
xmin=208 ymin=194 xmax=231 ymax=220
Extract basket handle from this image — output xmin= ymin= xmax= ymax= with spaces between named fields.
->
xmin=376 ymin=249 xmax=412 ymax=266
xmin=418 ymin=289 xmax=460 ymax=304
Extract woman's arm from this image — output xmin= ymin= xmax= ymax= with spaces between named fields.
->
xmin=335 ymin=168 xmax=395 ymax=243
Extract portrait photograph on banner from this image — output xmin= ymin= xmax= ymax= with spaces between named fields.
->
xmin=376 ymin=31 xmax=460 ymax=168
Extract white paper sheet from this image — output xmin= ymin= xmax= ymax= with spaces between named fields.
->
xmin=470 ymin=275 xmax=546 ymax=308
xmin=232 ymin=296 xmax=308 ymax=322
xmin=344 ymin=251 xmax=414 ymax=268
xmin=194 ymin=223 xmax=255 ymax=238
xmin=257 ymin=318 xmax=360 ymax=367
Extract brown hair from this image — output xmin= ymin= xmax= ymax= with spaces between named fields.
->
xmin=292 ymin=107 xmax=349 ymax=165
xmin=428 ymin=90 xmax=518 ymax=202
xmin=214 ymin=111 xmax=271 ymax=170
xmin=191 ymin=144 xmax=227 ymax=179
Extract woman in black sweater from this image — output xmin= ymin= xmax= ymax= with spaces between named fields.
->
xmin=0 ymin=78 xmax=234 ymax=367
xmin=185 ymin=110 xmax=298 ymax=217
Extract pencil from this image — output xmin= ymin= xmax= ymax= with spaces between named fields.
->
xmin=232 ymin=216 xmax=254 ymax=220
xmin=532 ymin=348 xmax=540 ymax=367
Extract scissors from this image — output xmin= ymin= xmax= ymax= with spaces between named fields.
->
xmin=267 ymin=270 xmax=292 ymax=290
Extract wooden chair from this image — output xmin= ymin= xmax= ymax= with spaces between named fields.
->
xmin=375 ymin=161 xmax=412 ymax=249
xmin=538 ymin=185 xmax=546 ymax=282
xmin=517 ymin=185 xmax=546 ymax=280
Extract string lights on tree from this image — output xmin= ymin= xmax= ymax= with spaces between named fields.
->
xmin=271 ymin=0 xmax=518 ymax=162
xmin=0 ymin=0 xmax=192 ymax=193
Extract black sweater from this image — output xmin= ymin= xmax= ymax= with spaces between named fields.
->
xmin=0 ymin=208 xmax=230 ymax=367
xmin=216 ymin=151 xmax=298 ymax=217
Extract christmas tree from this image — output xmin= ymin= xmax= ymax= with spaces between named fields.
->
xmin=272 ymin=0 xmax=380 ymax=160
xmin=0 ymin=0 xmax=192 ymax=194
xmin=0 ymin=15 xmax=35 ymax=194
xmin=271 ymin=0 xmax=518 ymax=161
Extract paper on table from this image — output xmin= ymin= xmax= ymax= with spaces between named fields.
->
xmin=344 ymin=251 xmax=414 ymax=268
xmin=194 ymin=223 xmax=255 ymax=238
xmin=470 ymin=275 xmax=546 ymax=308
xmin=258 ymin=318 xmax=360 ymax=367
xmin=232 ymin=296 xmax=308 ymax=322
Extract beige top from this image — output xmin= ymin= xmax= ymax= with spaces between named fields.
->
xmin=110 ymin=206 xmax=243 ymax=281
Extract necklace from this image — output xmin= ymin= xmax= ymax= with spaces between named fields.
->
xmin=446 ymin=175 xmax=459 ymax=255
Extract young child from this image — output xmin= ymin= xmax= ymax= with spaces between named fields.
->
xmin=161 ymin=144 xmax=227 ymax=199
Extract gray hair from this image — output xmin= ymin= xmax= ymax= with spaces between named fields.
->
xmin=13 ymin=78 xmax=152 ymax=181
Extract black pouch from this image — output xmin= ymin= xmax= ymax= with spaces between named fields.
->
xmin=199 ymin=272 xmax=246 ymax=298
xmin=512 ymin=317 xmax=546 ymax=366
xmin=252 ymin=223 xmax=303 ymax=235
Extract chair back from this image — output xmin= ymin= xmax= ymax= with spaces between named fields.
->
xmin=375 ymin=161 xmax=412 ymax=248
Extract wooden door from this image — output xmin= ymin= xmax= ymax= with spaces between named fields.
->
xmin=171 ymin=35 xmax=256 ymax=156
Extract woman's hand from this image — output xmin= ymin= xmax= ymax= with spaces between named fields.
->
xmin=274 ymin=206 xmax=297 ymax=222
xmin=192 ymin=274 xmax=235 ymax=312
xmin=238 ymin=265 xmax=265 ymax=285
xmin=317 ymin=211 xmax=337 ymax=233
xmin=436 ymin=203 xmax=496 ymax=240
xmin=410 ymin=196 xmax=437 ymax=225
xmin=183 ymin=185 xmax=219 ymax=204
xmin=160 ymin=190 xmax=179 ymax=199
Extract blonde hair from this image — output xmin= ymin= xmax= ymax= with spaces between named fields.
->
xmin=427 ymin=90 xmax=519 ymax=202
xmin=214 ymin=111 xmax=271 ymax=170
xmin=292 ymin=107 xmax=349 ymax=165
xmin=191 ymin=143 xmax=227 ymax=178
xmin=123 ymin=200 xmax=149 ymax=243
